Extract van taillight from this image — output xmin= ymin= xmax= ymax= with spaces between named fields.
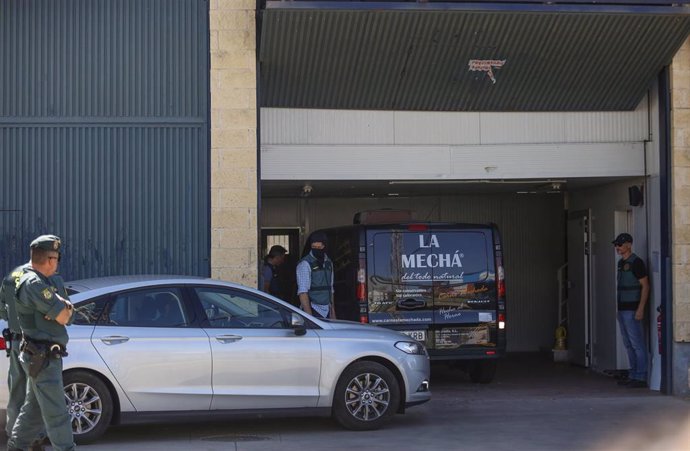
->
xmin=357 ymin=268 xmax=366 ymax=301
xmin=407 ymin=224 xmax=428 ymax=232
xmin=357 ymin=282 xmax=366 ymax=301
xmin=0 ymin=337 xmax=6 ymax=351
xmin=497 ymin=259 xmax=506 ymax=299
xmin=498 ymin=313 xmax=506 ymax=330
xmin=357 ymin=266 xmax=368 ymax=323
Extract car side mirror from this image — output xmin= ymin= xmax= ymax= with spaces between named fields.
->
xmin=291 ymin=312 xmax=307 ymax=336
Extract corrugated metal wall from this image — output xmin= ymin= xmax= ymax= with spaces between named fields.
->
xmin=260 ymin=8 xmax=690 ymax=111
xmin=0 ymin=0 xmax=210 ymax=280
xmin=261 ymin=194 xmax=565 ymax=352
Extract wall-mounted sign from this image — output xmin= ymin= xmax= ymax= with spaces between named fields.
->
xmin=468 ymin=59 xmax=506 ymax=84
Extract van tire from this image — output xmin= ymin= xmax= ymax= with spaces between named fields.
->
xmin=332 ymin=361 xmax=400 ymax=430
xmin=469 ymin=360 xmax=497 ymax=384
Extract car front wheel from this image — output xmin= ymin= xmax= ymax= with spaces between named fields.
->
xmin=63 ymin=370 xmax=113 ymax=444
xmin=332 ymin=361 xmax=400 ymax=431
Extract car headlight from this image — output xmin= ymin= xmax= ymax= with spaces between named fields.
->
xmin=395 ymin=341 xmax=428 ymax=356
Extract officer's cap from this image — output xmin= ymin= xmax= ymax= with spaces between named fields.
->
xmin=30 ymin=234 xmax=62 ymax=252
xmin=612 ymin=233 xmax=633 ymax=246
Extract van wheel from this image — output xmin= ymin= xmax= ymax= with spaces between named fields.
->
xmin=63 ymin=371 xmax=113 ymax=444
xmin=332 ymin=361 xmax=400 ymax=430
xmin=469 ymin=360 xmax=497 ymax=384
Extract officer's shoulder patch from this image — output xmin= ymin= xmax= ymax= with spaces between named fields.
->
xmin=42 ymin=288 xmax=53 ymax=300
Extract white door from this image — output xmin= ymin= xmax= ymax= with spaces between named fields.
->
xmin=90 ymin=287 xmax=213 ymax=411
xmin=193 ymin=287 xmax=322 ymax=410
xmin=567 ymin=210 xmax=593 ymax=367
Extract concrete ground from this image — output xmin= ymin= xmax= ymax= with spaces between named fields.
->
xmin=4 ymin=354 xmax=689 ymax=450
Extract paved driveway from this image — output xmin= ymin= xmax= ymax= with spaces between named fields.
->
xmin=4 ymin=354 xmax=689 ymax=450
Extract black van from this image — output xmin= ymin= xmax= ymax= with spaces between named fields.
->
xmin=304 ymin=222 xmax=506 ymax=383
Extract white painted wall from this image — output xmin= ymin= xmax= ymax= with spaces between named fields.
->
xmin=262 ymin=143 xmax=646 ymax=180
xmin=261 ymin=105 xmax=649 ymax=181
xmin=262 ymin=103 xmax=649 ymax=146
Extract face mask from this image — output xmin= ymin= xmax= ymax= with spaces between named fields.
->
xmin=311 ymin=248 xmax=325 ymax=260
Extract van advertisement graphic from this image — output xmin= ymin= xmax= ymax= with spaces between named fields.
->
xmin=368 ymin=231 xmax=496 ymax=326
xmin=400 ymin=234 xmax=465 ymax=282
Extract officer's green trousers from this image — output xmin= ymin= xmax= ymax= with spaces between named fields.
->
xmin=5 ymin=340 xmax=46 ymax=440
xmin=5 ymin=340 xmax=25 ymax=436
xmin=8 ymin=351 xmax=75 ymax=451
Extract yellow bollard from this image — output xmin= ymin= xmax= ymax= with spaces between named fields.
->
xmin=554 ymin=326 xmax=567 ymax=351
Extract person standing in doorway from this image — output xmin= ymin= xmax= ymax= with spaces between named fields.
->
xmin=261 ymin=245 xmax=288 ymax=300
xmin=7 ymin=235 xmax=75 ymax=451
xmin=297 ymin=232 xmax=336 ymax=319
xmin=613 ymin=233 xmax=650 ymax=388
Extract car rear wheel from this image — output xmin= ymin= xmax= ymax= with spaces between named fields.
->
xmin=332 ymin=361 xmax=400 ymax=431
xmin=63 ymin=370 xmax=113 ymax=444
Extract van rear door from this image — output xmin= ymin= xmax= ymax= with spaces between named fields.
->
xmin=367 ymin=228 xmax=434 ymax=334
xmin=429 ymin=227 xmax=498 ymax=354
xmin=367 ymin=225 xmax=498 ymax=355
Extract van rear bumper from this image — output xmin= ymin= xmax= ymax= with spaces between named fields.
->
xmin=428 ymin=348 xmax=506 ymax=360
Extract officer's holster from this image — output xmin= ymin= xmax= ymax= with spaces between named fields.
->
xmin=20 ymin=338 xmax=67 ymax=378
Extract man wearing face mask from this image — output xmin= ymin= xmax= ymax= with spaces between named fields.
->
xmin=296 ymin=232 xmax=336 ymax=319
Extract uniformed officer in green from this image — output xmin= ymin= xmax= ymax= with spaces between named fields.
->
xmin=0 ymin=260 xmax=48 ymax=450
xmin=7 ymin=235 xmax=75 ymax=451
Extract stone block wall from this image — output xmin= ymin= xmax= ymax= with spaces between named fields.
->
xmin=672 ymin=38 xmax=690 ymax=393
xmin=209 ymin=0 xmax=258 ymax=286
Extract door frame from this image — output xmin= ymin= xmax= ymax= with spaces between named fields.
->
xmin=567 ymin=209 xmax=593 ymax=367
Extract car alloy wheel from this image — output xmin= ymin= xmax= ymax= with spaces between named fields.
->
xmin=344 ymin=372 xmax=391 ymax=421
xmin=65 ymin=381 xmax=102 ymax=434
xmin=332 ymin=361 xmax=400 ymax=430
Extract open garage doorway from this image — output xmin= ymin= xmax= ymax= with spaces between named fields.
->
xmin=258 ymin=85 xmax=666 ymax=390
xmin=568 ymin=178 xmax=660 ymax=389
xmin=260 ymin=177 xmax=660 ymax=388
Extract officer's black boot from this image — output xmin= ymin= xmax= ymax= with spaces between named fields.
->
xmin=28 ymin=439 xmax=47 ymax=451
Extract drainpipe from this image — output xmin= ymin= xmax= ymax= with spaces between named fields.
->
xmin=658 ymin=67 xmax=673 ymax=394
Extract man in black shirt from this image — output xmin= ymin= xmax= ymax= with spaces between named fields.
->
xmin=613 ymin=233 xmax=650 ymax=388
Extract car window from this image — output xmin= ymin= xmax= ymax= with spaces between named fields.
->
xmin=100 ymin=288 xmax=188 ymax=327
xmin=195 ymin=288 xmax=289 ymax=329
xmin=73 ymin=298 xmax=108 ymax=325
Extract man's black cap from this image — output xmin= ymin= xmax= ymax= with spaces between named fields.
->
xmin=309 ymin=231 xmax=328 ymax=245
xmin=612 ymin=233 xmax=633 ymax=246
xmin=30 ymin=234 xmax=62 ymax=252
xmin=267 ymin=245 xmax=287 ymax=258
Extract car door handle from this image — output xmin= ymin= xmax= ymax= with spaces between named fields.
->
xmin=100 ymin=335 xmax=130 ymax=345
xmin=215 ymin=334 xmax=243 ymax=343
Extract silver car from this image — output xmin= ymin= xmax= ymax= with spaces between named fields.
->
xmin=0 ymin=276 xmax=430 ymax=443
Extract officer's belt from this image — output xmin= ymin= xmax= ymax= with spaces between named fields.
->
xmin=21 ymin=335 xmax=68 ymax=357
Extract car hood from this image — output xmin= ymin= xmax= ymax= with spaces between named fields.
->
xmin=319 ymin=319 xmax=415 ymax=341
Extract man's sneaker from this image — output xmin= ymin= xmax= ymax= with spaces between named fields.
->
xmin=627 ymin=380 xmax=647 ymax=388
xmin=617 ymin=378 xmax=631 ymax=386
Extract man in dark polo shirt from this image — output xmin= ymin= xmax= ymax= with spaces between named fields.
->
xmin=613 ymin=233 xmax=650 ymax=388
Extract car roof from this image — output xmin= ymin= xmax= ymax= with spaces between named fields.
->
xmin=64 ymin=275 xmax=256 ymax=301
